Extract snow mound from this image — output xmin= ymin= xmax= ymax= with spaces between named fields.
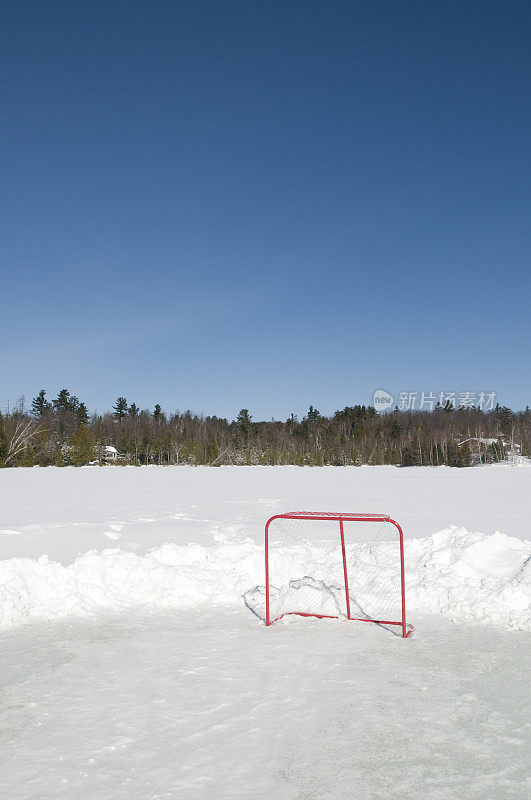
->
xmin=0 ymin=527 xmax=529 ymax=630
xmin=406 ymin=526 xmax=530 ymax=628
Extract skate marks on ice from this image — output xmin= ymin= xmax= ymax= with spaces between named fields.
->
xmin=0 ymin=610 xmax=528 ymax=800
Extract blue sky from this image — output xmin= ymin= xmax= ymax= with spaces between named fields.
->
xmin=2 ymin=1 xmax=530 ymax=419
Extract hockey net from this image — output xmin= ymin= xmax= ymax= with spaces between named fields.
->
xmin=264 ymin=512 xmax=413 ymax=637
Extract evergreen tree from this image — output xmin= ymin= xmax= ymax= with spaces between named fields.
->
xmin=54 ymin=445 xmax=65 ymax=467
xmin=389 ymin=419 xmax=401 ymax=440
xmin=76 ymin=403 xmax=90 ymax=426
xmin=307 ymin=405 xmax=321 ymax=422
xmin=205 ymin=439 xmax=220 ymax=465
xmin=53 ymin=388 xmax=71 ymax=410
xmin=128 ymin=403 xmax=139 ymax=417
xmin=495 ymin=404 xmax=516 ymax=437
xmin=19 ymin=444 xmax=36 ymax=467
xmin=457 ymin=441 xmax=471 ymax=467
xmin=237 ymin=409 xmax=252 ymax=439
xmin=31 ymin=389 xmax=52 ymax=417
xmin=401 ymin=441 xmax=420 ymax=466
xmin=113 ymin=397 xmax=128 ymax=419
xmin=153 ymin=404 xmax=164 ymax=420
xmin=69 ymin=425 xmax=95 ymax=466
xmin=94 ymin=416 xmax=106 ymax=446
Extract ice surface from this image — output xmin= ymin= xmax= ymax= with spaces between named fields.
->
xmin=0 ymin=465 xmax=530 ymax=798
xmin=1 ymin=610 xmax=529 ymax=800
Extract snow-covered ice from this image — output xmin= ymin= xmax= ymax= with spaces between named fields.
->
xmin=0 ymin=465 xmax=530 ymax=798
xmin=0 ymin=465 xmax=529 ymax=630
xmin=2 ymin=610 xmax=529 ymax=799
xmin=0 ymin=464 xmax=530 ymax=561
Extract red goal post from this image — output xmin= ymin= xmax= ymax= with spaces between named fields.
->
xmin=265 ymin=512 xmax=413 ymax=638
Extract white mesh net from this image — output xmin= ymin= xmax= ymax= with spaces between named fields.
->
xmin=255 ymin=514 xmax=404 ymax=628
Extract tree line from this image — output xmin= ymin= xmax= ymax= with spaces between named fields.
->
xmin=0 ymin=388 xmax=529 ymax=468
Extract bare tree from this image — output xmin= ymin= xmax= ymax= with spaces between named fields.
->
xmin=2 ymin=417 xmax=44 ymax=467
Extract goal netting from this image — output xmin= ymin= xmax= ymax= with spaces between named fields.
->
xmin=263 ymin=512 xmax=413 ymax=637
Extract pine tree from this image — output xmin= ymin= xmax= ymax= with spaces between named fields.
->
xmin=53 ymin=388 xmax=71 ymax=410
xmin=128 ymin=403 xmax=139 ymax=417
xmin=401 ymin=440 xmax=420 ymax=466
xmin=153 ymin=404 xmax=164 ymax=420
xmin=76 ymin=403 xmax=90 ymax=426
xmin=54 ymin=445 xmax=65 ymax=467
xmin=19 ymin=444 xmax=36 ymax=467
xmin=92 ymin=416 xmax=105 ymax=446
xmin=237 ymin=409 xmax=252 ymax=439
xmin=69 ymin=425 xmax=95 ymax=466
xmin=389 ymin=419 xmax=401 ymax=440
xmin=457 ymin=441 xmax=471 ymax=467
xmin=307 ymin=405 xmax=321 ymax=422
xmin=237 ymin=409 xmax=252 ymax=424
xmin=205 ymin=440 xmax=220 ymax=465
xmin=31 ymin=389 xmax=52 ymax=417
xmin=113 ymin=397 xmax=128 ymax=419
xmin=496 ymin=405 xmax=516 ymax=437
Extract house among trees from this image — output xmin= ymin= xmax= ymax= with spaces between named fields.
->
xmin=457 ymin=437 xmax=521 ymax=464
xmin=99 ymin=445 xmax=122 ymax=463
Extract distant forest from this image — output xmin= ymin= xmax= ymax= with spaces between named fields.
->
xmin=1 ymin=389 xmax=530 ymax=468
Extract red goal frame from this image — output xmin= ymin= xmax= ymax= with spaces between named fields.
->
xmin=265 ymin=512 xmax=413 ymax=638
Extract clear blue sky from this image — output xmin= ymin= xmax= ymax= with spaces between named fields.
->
xmin=2 ymin=1 xmax=530 ymax=419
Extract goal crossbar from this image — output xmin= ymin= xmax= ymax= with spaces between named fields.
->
xmin=265 ymin=511 xmax=413 ymax=638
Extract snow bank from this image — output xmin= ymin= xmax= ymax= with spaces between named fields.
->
xmin=406 ymin=527 xmax=530 ymax=629
xmin=0 ymin=527 xmax=529 ymax=630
